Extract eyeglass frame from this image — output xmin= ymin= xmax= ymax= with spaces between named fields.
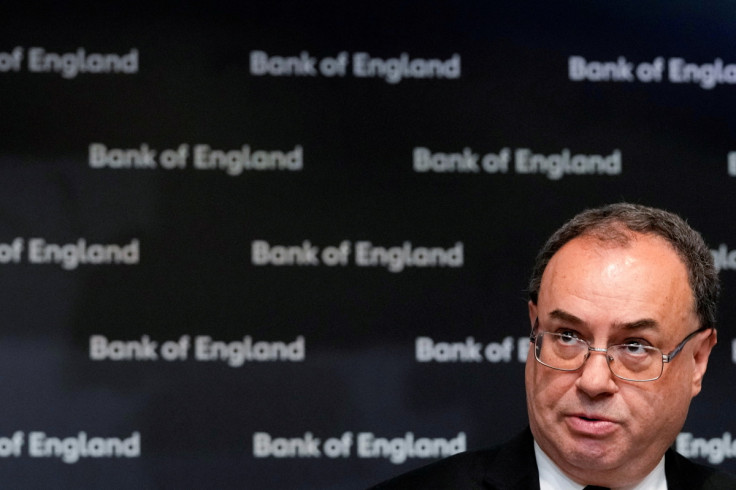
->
xmin=529 ymin=318 xmax=712 ymax=382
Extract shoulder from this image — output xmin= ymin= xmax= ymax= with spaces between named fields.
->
xmin=665 ymin=448 xmax=736 ymax=490
xmin=367 ymin=447 xmax=504 ymax=489
xmin=368 ymin=428 xmax=537 ymax=490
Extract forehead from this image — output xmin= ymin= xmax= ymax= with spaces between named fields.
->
xmin=538 ymin=233 xmax=696 ymax=330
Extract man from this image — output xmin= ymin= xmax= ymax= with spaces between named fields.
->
xmin=371 ymin=203 xmax=736 ymax=489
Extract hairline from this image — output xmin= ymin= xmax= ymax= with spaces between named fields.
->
xmin=527 ymin=204 xmax=719 ymax=330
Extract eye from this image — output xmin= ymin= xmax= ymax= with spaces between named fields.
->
xmin=621 ymin=340 xmax=651 ymax=356
xmin=556 ymin=330 xmax=581 ymax=345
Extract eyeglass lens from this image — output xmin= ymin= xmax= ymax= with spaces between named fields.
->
xmin=535 ymin=332 xmax=663 ymax=381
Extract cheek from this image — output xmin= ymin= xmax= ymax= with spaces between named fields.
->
xmin=621 ymin=380 xmax=690 ymax=438
xmin=625 ymin=387 xmax=663 ymax=422
xmin=643 ymin=376 xmax=691 ymax=424
xmin=646 ymin=364 xmax=695 ymax=415
xmin=526 ymin=361 xmax=574 ymax=414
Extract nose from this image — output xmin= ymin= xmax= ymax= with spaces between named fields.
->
xmin=575 ymin=349 xmax=618 ymax=397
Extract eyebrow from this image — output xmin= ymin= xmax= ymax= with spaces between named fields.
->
xmin=548 ymin=309 xmax=583 ymax=324
xmin=547 ymin=309 xmax=659 ymax=331
xmin=615 ymin=318 xmax=659 ymax=331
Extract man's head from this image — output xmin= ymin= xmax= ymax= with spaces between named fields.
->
xmin=524 ymin=203 xmax=719 ymax=487
xmin=528 ymin=203 xmax=719 ymax=331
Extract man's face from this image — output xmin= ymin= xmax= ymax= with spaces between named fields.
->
xmin=525 ymin=232 xmax=716 ymax=487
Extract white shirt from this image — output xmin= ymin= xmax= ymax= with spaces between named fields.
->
xmin=534 ymin=441 xmax=667 ymax=490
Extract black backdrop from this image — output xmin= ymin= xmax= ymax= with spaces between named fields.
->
xmin=1 ymin=2 xmax=736 ymax=488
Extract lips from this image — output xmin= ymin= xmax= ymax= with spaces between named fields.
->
xmin=579 ymin=414 xmax=606 ymax=422
xmin=566 ymin=413 xmax=619 ymax=437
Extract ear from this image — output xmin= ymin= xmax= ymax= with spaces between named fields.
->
xmin=691 ymin=328 xmax=717 ymax=397
xmin=528 ymin=301 xmax=537 ymax=330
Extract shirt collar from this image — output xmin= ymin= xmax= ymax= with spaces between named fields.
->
xmin=534 ymin=440 xmax=667 ymax=490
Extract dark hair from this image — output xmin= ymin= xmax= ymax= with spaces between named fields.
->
xmin=528 ymin=203 xmax=719 ymax=329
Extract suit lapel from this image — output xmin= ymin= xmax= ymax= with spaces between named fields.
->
xmin=483 ymin=428 xmax=540 ymax=490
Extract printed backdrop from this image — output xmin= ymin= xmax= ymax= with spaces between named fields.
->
xmin=1 ymin=2 xmax=736 ymax=488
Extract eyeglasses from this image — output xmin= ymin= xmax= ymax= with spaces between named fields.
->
xmin=529 ymin=319 xmax=711 ymax=382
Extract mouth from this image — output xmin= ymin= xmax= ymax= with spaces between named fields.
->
xmin=578 ymin=414 xmax=606 ymax=422
xmin=566 ymin=413 xmax=618 ymax=436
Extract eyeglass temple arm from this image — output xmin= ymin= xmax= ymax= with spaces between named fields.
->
xmin=662 ymin=326 xmax=712 ymax=363
xmin=529 ymin=318 xmax=540 ymax=342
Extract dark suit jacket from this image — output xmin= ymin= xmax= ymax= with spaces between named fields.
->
xmin=369 ymin=428 xmax=736 ymax=489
